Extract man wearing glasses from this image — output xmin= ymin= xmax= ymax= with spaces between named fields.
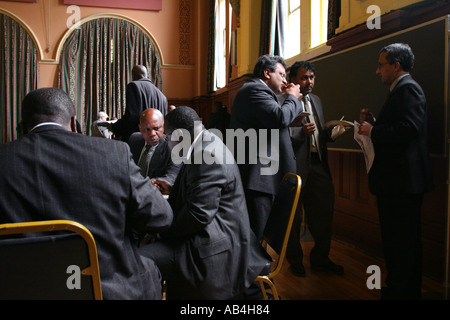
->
xmin=359 ymin=43 xmax=433 ymax=299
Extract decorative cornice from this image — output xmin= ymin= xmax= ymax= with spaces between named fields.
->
xmin=0 ymin=9 xmax=167 ymax=67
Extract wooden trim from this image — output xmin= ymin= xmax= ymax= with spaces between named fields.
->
xmin=327 ymin=2 xmax=450 ymax=54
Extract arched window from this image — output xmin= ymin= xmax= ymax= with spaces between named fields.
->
xmin=0 ymin=12 xmax=39 ymax=143
xmin=58 ymin=17 xmax=162 ymax=135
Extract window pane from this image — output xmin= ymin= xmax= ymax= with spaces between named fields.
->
xmin=215 ymin=0 xmax=227 ymax=89
xmin=289 ymin=0 xmax=300 ymax=12
xmin=285 ymin=5 xmax=300 ymax=58
xmin=311 ymin=0 xmax=328 ymax=48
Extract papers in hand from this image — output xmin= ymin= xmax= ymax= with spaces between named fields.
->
xmin=353 ymin=121 xmax=374 ymax=173
xmin=326 ymin=117 xmax=354 ymax=140
xmin=289 ymin=112 xmax=310 ymax=127
xmin=324 ymin=119 xmax=354 ymax=128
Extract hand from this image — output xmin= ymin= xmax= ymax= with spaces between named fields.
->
xmin=284 ymin=83 xmax=302 ymax=100
xmin=360 ymin=108 xmax=374 ymax=124
xmin=358 ymin=121 xmax=373 ymax=136
xmin=302 ymin=122 xmax=316 ymax=136
xmin=331 ymin=124 xmax=347 ymax=140
xmin=151 ymin=178 xmax=172 ymax=195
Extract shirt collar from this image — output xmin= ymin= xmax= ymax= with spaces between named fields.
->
xmin=390 ymin=74 xmax=409 ymax=92
xmin=30 ymin=122 xmax=63 ymax=132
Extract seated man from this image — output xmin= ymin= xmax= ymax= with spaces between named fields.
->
xmin=127 ymin=108 xmax=180 ymax=185
xmin=140 ymin=106 xmax=270 ymax=299
xmin=91 ymin=111 xmax=111 ymax=138
xmin=0 ymin=88 xmax=173 ymax=300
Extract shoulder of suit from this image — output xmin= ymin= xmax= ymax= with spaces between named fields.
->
xmin=395 ymin=75 xmax=424 ymax=93
xmin=127 ymin=132 xmax=144 ymax=146
xmin=309 ymin=93 xmax=321 ymax=101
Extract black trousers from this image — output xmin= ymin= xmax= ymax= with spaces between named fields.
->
xmin=286 ymin=153 xmax=335 ymax=266
xmin=376 ymin=193 xmax=423 ymax=299
xmin=245 ymin=189 xmax=275 ymax=242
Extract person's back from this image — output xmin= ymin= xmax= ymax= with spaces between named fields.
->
xmin=0 ymin=88 xmax=173 ymax=299
xmin=112 ymin=65 xmax=168 ymax=141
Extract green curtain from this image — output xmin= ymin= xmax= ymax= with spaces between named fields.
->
xmin=58 ymin=18 xmax=162 ymax=135
xmin=259 ymin=0 xmax=286 ymax=57
xmin=0 ymin=13 xmax=39 ymax=143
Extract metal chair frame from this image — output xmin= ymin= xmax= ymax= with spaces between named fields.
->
xmin=256 ymin=173 xmax=302 ymax=300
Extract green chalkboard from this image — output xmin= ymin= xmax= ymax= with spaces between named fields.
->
xmin=311 ymin=16 xmax=448 ymax=154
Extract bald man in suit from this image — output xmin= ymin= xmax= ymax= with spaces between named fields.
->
xmin=127 ymin=108 xmax=180 ymax=185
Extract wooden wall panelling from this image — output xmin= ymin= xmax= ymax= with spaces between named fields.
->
xmin=329 ymin=150 xmax=448 ymax=282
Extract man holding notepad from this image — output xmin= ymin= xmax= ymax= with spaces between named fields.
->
xmin=286 ymin=61 xmax=345 ymax=277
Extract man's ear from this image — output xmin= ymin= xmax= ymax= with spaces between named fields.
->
xmin=263 ymin=69 xmax=271 ymax=80
xmin=393 ymin=61 xmax=402 ymax=72
xmin=70 ymin=116 xmax=77 ymax=132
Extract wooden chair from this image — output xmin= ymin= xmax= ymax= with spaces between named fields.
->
xmin=256 ymin=173 xmax=302 ymax=300
xmin=0 ymin=220 xmax=102 ymax=300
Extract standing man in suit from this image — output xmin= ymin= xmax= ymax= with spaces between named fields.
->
xmin=0 ymin=88 xmax=173 ymax=300
xmin=359 ymin=43 xmax=433 ymax=299
xmin=140 ymin=106 xmax=270 ymax=299
xmin=286 ymin=61 xmax=344 ymax=277
xmin=112 ymin=65 xmax=168 ymax=142
xmin=230 ymin=54 xmax=302 ymax=241
xmin=127 ymin=108 xmax=180 ymax=185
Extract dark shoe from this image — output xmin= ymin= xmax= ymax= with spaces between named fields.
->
xmin=311 ymin=261 xmax=344 ymax=275
xmin=289 ymin=263 xmax=306 ymax=277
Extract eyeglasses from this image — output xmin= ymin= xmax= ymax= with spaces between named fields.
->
xmin=377 ymin=62 xmax=393 ymax=68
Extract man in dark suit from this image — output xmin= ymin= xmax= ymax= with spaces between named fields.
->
xmin=127 ymin=108 xmax=180 ymax=184
xmin=139 ymin=106 xmax=270 ymax=299
xmin=286 ymin=61 xmax=344 ymax=277
xmin=359 ymin=43 xmax=434 ymax=299
xmin=0 ymin=88 xmax=173 ymax=300
xmin=229 ymin=54 xmax=302 ymax=241
xmin=112 ymin=65 xmax=168 ymax=142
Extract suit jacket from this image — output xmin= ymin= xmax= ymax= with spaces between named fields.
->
xmin=0 ymin=125 xmax=173 ymax=300
xmin=91 ymin=120 xmax=110 ymax=138
xmin=289 ymin=93 xmax=332 ymax=183
xmin=127 ymin=132 xmax=180 ymax=185
xmin=112 ymin=78 xmax=168 ymax=141
xmin=230 ymin=78 xmax=303 ymax=195
xmin=369 ymin=75 xmax=433 ymax=195
xmin=161 ymin=129 xmax=270 ymax=299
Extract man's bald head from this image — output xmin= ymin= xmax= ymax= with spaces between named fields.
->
xmin=132 ymin=65 xmax=148 ymax=81
xmin=139 ymin=108 xmax=164 ymax=146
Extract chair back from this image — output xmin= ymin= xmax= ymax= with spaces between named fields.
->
xmin=0 ymin=220 xmax=102 ymax=300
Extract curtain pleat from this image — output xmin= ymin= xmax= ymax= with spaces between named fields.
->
xmin=58 ymin=18 xmax=162 ymax=135
xmin=206 ymin=0 xmax=216 ymax=94
xmin=260 ymin=0 xmax=286 ymax=57
xmin=0 ymin=14 xmax=39 ymax=143
xmin=259 ymin=0 xmax=274 ymax=56
xmin=274 ymin=0 xmax=287 ymax=57
xmin=327 ymin=0 xmax=341 ymax=40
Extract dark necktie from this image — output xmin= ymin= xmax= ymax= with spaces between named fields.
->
xmin=138 ymin=144 xmax=152 ymax=176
